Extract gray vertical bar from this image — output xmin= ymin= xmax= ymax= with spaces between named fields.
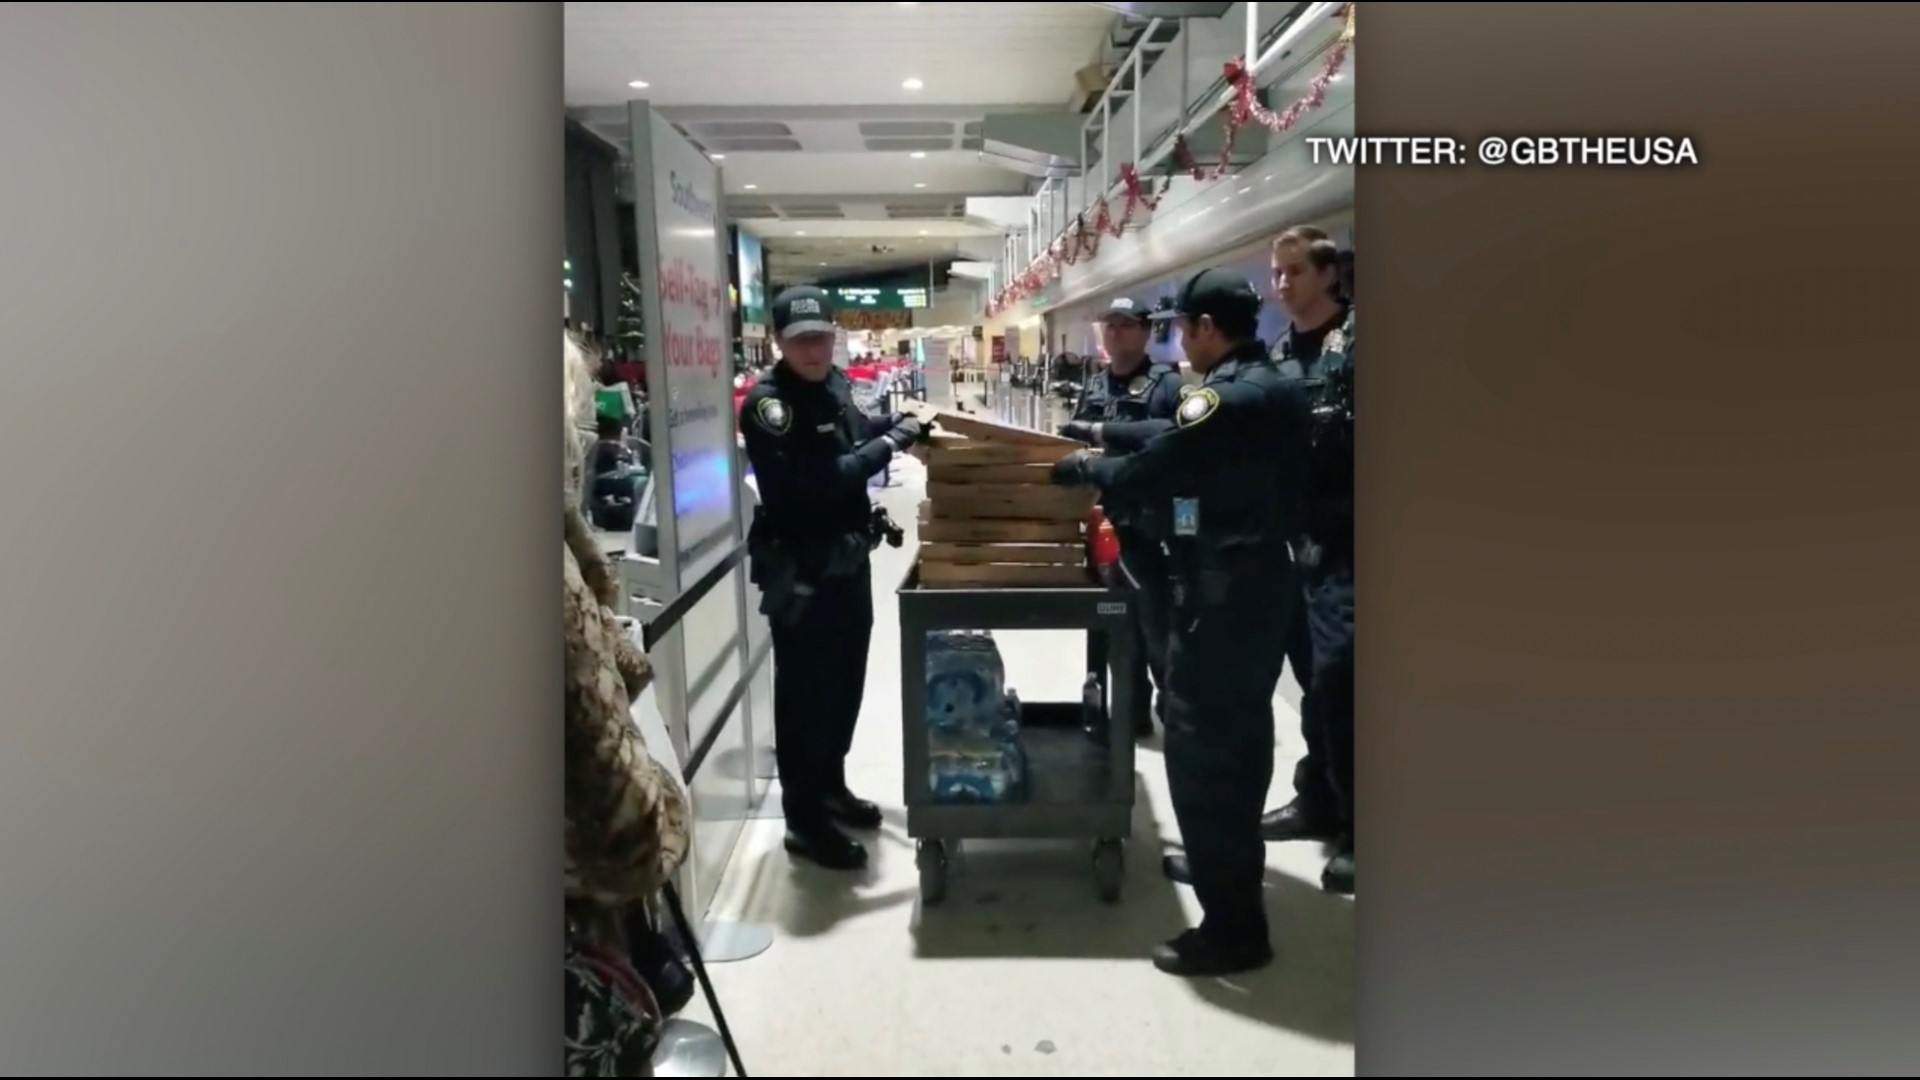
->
xmin=628 ymin=99 xmax=682 ymax=593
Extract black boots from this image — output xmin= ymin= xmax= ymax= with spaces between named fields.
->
xmin=1152 ymin=928 xmax=1275 ymax=978
xmin=1322 ymin=837 xmax=1354 ymax=896
xmin=1258 ymin=799 xmax=1344 ymax=843
xmin=784 ymin=825 xmax=869 ymax=872
xmin=786 ymin=789 xmax=882 ymax=871
xmin=823 ymin=790 xmax=883 ymax=831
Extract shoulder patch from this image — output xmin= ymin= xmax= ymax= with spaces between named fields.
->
xmin=752 ymin=396 xmax=792 ymax=436
xmin=1128 ymin=375 xmax=1149 ymax=397
xmin=1175 ymin=387 xmax=1220 ymax=427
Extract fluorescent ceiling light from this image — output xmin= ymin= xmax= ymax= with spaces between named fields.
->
xmin=743 ymin=183 xmax=758 ymax=190
xmin=710 ymin=153 xmax=726 ymax=160
xmin=911 ymin=151 xmax=927 ymax=159
xmin=628 ymin=80 xmax=650 ymax=89
xmin=914 ymin=182 xmax=928 ymax=188
xmin=902 ymin=77 xmax=924 ymax=91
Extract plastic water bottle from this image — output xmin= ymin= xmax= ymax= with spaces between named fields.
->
xmin=995 ymin=689 xmax=1023 ymax=741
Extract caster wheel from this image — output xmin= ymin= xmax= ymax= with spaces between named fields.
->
xmin=1092 ymin=840 xmax=1124 ymax=904
xmin=917 ymin=840 xmax=950 ymax=906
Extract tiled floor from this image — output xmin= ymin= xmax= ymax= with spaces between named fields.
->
xmin=679 ymin=453 xmax=1354 ymax=1076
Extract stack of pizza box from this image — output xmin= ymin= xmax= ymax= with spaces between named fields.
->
xmin=900 ymin=402 xmax=1095 ymax=589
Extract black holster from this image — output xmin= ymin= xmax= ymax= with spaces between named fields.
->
xmin=1170 ymin=540 xmax=1291 ymax=612
xmin=748 ymin=514 xmax=866 ymax=627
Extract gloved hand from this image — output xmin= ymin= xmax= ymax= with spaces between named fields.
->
xmin=1050 ymin=448 xmax=1097 ymax=487
xmin=1061 ymin=420 xmax=1100 ymax=445
xmin=886 ymin=417 xmax=929 ymax=451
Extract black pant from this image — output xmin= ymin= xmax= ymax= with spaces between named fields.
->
xmin=1301 ymin=563 xmax=1355 ymax=832
xmin=1163 ymin=570 xmax=1296 ymax=943
xmin=1286 ymin=595 xmax=1340 ymax=816
xmin=1120 ymin=541 xmax=1172 ymax=721
xmin=769 ymin=559 xmax=874 ymax=828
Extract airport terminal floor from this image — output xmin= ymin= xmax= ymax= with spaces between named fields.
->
xmin=675 ymin=451 xmax=1354 ymax=1076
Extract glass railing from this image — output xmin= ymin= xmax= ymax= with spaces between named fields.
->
xmin=991 ymin=1 xmax=1354 ymax=308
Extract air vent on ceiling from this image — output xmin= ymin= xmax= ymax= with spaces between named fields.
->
xmin=709 ymin=137 xmax=804 ymax=152
xmin=727 ymin=201 xmax=779 ymax=217
xmin=858 ymin=120 xmax=955 ymax=138
xmin=864 ymin=137 xmax=953 ymax=153
xmin=780 ymin=204 xmax=847 ymax=219
xmin=883 ymin=203 xmax=960 ymax=219
xmin=691 ymin=121 xmax=795 ymax=138
xmin=960 ymin=136 xmax=985 ymax=151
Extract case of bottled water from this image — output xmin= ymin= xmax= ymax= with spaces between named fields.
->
xmin=925 ymin=631 xmax=1029 ymax=804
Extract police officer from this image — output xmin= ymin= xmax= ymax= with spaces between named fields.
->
xmin=1295 ymin=322 xmax=1355 ymax=895
xmin=1050 ymin=268 xmax=1309 ymax=977
xmin=1261 ymin=228 xmax=1356 ymax=894
xmin=1061 ymin=297 xmax=1184 ymax=738
xmin=741 ymin=286 xmax=932 ymax=871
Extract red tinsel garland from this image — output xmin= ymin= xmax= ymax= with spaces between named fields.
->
xmin=986 ymin=4 xmax=1354 ymax=317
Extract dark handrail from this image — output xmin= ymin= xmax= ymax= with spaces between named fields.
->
xmin=640 ymin=539 xmax=749 ymax=651
xmin=634 ymin=536 xmax=773 ymax=785
xmin=682 ymin=636 xmax=771 ymax=784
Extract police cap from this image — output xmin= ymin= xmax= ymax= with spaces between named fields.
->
xmin=771 ymin=286 xmax=837 ymax=339
xmin=1150 ymin=268 xmax=1262 ymax=329
xmin=1099 ymin=296 xmax=1152 ymax=325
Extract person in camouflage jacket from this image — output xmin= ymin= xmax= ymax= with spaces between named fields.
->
xmin=562 ymin=332 xmax=690 ymax=1075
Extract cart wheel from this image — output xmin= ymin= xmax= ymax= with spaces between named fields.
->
xmin=917 ymin=840 xmax=950 ymax=906
xmin=1092 ymin=840 xmax=1124 ymax=904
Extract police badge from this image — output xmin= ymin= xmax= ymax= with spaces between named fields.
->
xmin=1176 ymin=387 xmax=1220 ymax=427
xmin=754 ymin=396 xmax=791 ymax=435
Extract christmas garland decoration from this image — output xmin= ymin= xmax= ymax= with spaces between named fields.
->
xmin=985 ymin=2 xmax=1355 ymax=318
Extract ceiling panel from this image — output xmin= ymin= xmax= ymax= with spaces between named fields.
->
xmin=565 ymin=2 xmax=1116 ymax=108
xmin=720 ymin=152 xmax=1027 ymax=198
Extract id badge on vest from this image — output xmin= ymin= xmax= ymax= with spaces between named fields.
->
xmin=1172 ymin=497 xmax=1199 ymax=537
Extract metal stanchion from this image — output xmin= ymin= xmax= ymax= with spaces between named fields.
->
xmin=650 ymin=883 xmax=750 ymax=1077
xmin=653 ymin=1019 xmax=730 ymax=1077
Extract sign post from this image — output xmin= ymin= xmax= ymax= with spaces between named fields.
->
xmin=628 ymin=101 xmax=771 ymax=968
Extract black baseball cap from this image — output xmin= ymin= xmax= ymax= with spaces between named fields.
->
xmin=1099 ymin=296 xmax=1151 ymax=324
xmin=1150 ymin=268 xmax=1262 ymax=327
xmin=772 ymin=286 xmax=836 ymax=339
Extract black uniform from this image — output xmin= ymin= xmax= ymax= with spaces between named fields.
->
xmin=1266 ymin=305 xmax=1356 ymax=852
xmin=1057 ymin=330 xmax=1310 ymax=968
xmin=1292 ymin=310 xmax=1356 ymax=892
xmin=1069 ymin=357 xmax=1183 ymax=730
xmin=741 ymin=350 xmax=921 ymax=868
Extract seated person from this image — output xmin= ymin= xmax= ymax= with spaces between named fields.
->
xmin=586 ymin=416 xmax=643 ymax=532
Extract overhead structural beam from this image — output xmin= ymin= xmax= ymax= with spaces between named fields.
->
xmin=648 ymin=103 xmax=1062 ymax=124
xmin=978 ymin=113 xmax=1090 ymax=175
xmin=1078 ymin=2 xmax=1235 ymax=17
xmin=724 ymin=191 xmax=1017 ymax=207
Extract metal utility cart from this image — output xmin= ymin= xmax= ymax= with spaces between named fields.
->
xmin=897 ymin=562 xmax=1143 ymax=905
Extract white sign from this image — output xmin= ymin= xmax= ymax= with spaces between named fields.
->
xmin=644 ymin=114 xmax=735 ymax=585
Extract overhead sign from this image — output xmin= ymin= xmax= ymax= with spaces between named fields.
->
xmin=836 ymin=309 xmax=912 ymax=332
xmin=735 ymin=231 xmax=768 ymax=325
xmin=832 ymin=286 xmax=929 ymax=311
